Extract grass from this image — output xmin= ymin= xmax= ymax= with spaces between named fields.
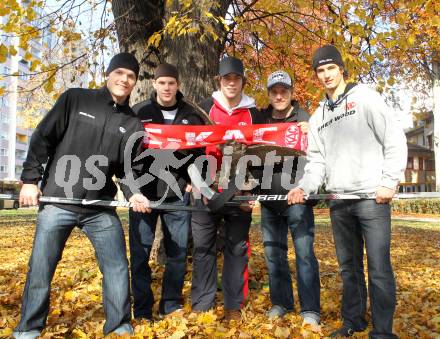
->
xmin=0 ymin=207 xmax=439 ymax=337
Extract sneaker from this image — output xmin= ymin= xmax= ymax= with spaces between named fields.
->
xmin=13 ymin=331 xmax=41 ymax=339
xmin=266 ymin=305 xmax=289 ymax=319
xmin=224 ymin=309 xmax=241 ymax=321
xmin=302 ymin=316 xmax=319 ymax=326
xmin=329 ymin=326 xmax=356 ymax=338
xmin=111 ymin=323 xmax=133 ymax=335
xmin=302 ymin=316 xmax=322 ymax=334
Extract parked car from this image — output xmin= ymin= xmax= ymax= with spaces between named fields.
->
xmin=0 ymin=180 xmax=20 ymax=209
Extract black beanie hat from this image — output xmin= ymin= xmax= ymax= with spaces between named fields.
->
xmin=219 ymin=56 xmax=244 ymax=77
xmin=312 ymin=45 xmax=344 ymax=70
xmin=154 ymin=63 xmax=179 ymax=80
xmin=106 ymin=52 xmax=140 ymax=78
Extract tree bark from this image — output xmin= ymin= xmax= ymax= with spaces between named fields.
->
xmin=111 ymin=0 xmax=163 ymax=102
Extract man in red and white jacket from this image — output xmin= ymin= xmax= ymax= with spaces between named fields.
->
xmin=190 ymin=56 xmax=264 ymax=321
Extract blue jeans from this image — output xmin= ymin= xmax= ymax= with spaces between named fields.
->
xmin=330 ymin=200 xmax=397 ymax=339
xmin=129 ymin=196 xmax=189 ymax=318
xmin=14 ymin=204 xmax=131 ymax=335
xmin=261 ymin=204 xmax=320 ymax=320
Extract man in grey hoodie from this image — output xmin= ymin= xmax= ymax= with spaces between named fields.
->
xmin=288 ymin=45 xmax=407 ymax=339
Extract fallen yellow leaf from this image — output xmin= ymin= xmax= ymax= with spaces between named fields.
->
xmin=64 ymin=290 xmax=76 ymax=301
xmin=0 ymin=328 xmax=13 ymax=337
xmin=274 ymin=326 xmax=290 ymax=338
xmin=71 ymin=328 xmax=87 ymax=338
xmin=197 ymin=311 xmax=217 ymax=325
xmin=168 ymin=330 xmax=185 ymax=339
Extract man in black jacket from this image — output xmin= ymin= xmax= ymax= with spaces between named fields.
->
xmin=14 ymin=53 xmax=150 ymax=339
xmin=259 ymin=71 xmax=320 ymax=326
xmin=129 ymin=63 xmax=206 ymax=320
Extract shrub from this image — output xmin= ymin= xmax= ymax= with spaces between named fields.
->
xmin=391 ymin=199 xmax=440 ymax=214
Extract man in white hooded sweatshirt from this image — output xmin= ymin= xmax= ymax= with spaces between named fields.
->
xmin=288 ymin=45 xmax=407 ymax=339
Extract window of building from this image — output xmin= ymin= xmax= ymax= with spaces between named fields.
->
xmin=0 ymin=97 xmax=9 ymax=110
xmin=425 ymin=119 xmax=432 ymax=128
xmin=0 ymin=111 xmax=9 ymax=123
xmin=18 ymin=71 xmax=30 ymax=81
xmin=0 ymin=148 xmax=7 ymax=156
xmin=407 ymin=157 xmax=413 ymax=169
xmin=419 ymin=157 xmax=424 ymax=170
xmin=426 ymin=160 xmax=434 ymax=171
xmin=414 ymin=157 xmax=419 ymax=170
xmin=31 ymin=46 xmax=40 ymax=56
xmin=0 ymin=166 xmax=6 ymax=173
xmin=427 ymin=135 xmax=433 ymax=149
xmin=16 ymin=150 xmax=26 ymax=159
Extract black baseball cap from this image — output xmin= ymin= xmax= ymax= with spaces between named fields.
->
xmin=218 ymin=56 xmax=244 ymax=77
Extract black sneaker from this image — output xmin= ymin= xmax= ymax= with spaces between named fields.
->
xmin=329 ymin=327 xmax=355 ymax=337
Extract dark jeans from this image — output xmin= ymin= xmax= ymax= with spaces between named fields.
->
xmin=261 ymin=204 xmax=320 ymax=320
xmin=330 ymin=200 xmax=398 ymax=339
xmin=191 ymin=199 xmax=252 ymax=311
xmin=129 ymin=196 xmax=189 ymax=318
xmin=14 ymin=205 xmax=131 ymax=335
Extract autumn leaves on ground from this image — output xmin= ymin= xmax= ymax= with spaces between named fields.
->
xmin=0 ymin=209 xmax=439 ymax=339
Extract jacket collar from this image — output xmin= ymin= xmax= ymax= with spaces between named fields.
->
xmin=265 ymin=100 xmax=300 ymax=121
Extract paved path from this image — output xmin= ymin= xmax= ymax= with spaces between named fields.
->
xmin=392 ymin=216 xmax=440 ymax=223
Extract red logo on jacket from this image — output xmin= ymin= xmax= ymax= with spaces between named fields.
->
xmin=346 ymin=102 xmax=356 ymax=110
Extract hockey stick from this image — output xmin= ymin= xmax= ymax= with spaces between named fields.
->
xmin=181 ymin=98 xmax=215 ymax=125
xmin=228 ymin=192 xmax=440 ymax=201
xmin=0 ymin=194 xmax=243 ymax=212
xmin=188 ymin=164 xmax=440 ymax=207
xmin=187 ymin=164 xmax=243 ymax=211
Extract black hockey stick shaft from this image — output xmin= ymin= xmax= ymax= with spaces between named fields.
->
xmin=0 ymin=194 xmax=243 ymax=212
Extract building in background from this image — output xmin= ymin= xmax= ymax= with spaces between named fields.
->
xmin=400 ymin=111 xmax=436 ymax=192
xmin=0 ymin=6 xmax=87 ymax=180
xmin=0 ymin=4 xmax=54 ymax=180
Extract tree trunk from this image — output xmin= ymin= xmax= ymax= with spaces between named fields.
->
xmin=111 ymin=0 xmax=231 ymax=103
xmin=111 ymin=0 xmax=232 ymax=264
xmin=432 ymin=59 xmax=440 ymax=191
xmin=160 ymin=0 xmax=231 ymax=102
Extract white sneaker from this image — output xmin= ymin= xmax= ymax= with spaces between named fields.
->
xmin=13 ymin=330 xmax=41 ymax=339
xmin=111 ymin=323 xmax=133 ymax=335
xmin=302 ymin=316 xmax=319 ymax=326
